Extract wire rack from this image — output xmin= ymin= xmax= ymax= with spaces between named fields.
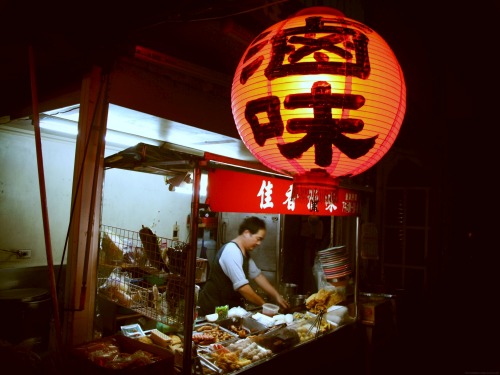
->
xmin=97 ymin=225 xmax=206 ymax=328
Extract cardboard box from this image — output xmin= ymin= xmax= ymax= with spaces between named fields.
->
xmin=67 ymin=334 xmax=174 ymax=375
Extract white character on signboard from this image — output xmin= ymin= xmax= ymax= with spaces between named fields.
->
xmin=283 ymin=184 xmax=296 ymax=211
xmin=258 ymin=180 xmax=274 ymax=209
xmin=325 ymin=193 xmax=337 ymax=213
xmin=307 ymin=189 xmax=319 ymax=212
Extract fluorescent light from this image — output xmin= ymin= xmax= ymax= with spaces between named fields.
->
xmin=39 ymin=115 xmax=161 ymax=148
xmin=105 ymin=131 xmax=161 ymax=148
xmin=39 ymin=117 xmax=78 ymax=136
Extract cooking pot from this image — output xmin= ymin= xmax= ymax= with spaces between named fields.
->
xmin=0 ymin=288 xmax=52 ymax=348
xmin=290 ymin=294 xmax=307 ymax=307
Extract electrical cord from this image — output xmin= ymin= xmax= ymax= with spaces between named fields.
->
xmin=0 ymin=248 xmax=23 ymax=256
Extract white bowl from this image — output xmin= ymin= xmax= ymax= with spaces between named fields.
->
xmin=206 ymin=313 xmax=218 ymax=322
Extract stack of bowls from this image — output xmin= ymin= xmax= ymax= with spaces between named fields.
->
xmin=317 ymin=245 xmax=351 ymax=279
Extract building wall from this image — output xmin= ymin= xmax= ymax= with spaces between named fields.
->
xmin=0 ymin=126 xmax=193 ymax=270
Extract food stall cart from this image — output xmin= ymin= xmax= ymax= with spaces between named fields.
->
xmin=86 ymin=143 xmax=362 ymax=374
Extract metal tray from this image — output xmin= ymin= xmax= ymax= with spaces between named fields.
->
xmin=198 ymin=356 xmax=222 ymax=374
xmin=198 ymin=338 xmax=273 ymax=374
xmin=217 ymin=316 xmax=268 ymax=336
xmin=193 ymin=323 xmax=238 ymax=346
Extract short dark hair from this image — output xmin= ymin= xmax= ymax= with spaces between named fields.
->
xmin=238 ymin=216 xmax=266 ymax=235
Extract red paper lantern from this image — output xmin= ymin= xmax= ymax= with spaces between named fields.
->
xmin=231 ymin=7 xmax=406 ymax=209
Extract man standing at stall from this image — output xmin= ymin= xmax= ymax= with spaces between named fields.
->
xmin=198 ymin=216 xmax=288 ymax=317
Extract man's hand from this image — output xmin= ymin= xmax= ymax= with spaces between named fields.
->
xmin=275 ymin=294 xmax=289 ymax=310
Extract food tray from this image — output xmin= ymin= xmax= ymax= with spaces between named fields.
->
xmin=198 ymin=338 xmax=273 ymax=374
xmin=286 ymin=313 xmax=337 ymax=343
xmin=250 ymin=324 xmax=300 ymax=354
xmin=192 ymin=323 xmax=238 ymax=346
xmin=198 ymin=356 xmax=222 ymax=374
xmin=306 ymin=311 xmax=340 ymax=328
xmin=217 ymin=316 xmax=267 ymax=337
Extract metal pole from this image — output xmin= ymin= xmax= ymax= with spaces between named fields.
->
xmin=182 ymin=163 xmax=201 ymax=373
xmin=353 ymin=216 xmax=359 ymax=321
xmin=28 ymin=44 xmax=63 ymax=357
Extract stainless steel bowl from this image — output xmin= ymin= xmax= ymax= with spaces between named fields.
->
xmin=290 ymin=294 xmax=307 ymax=307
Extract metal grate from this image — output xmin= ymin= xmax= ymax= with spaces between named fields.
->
xmin=97 ymin=225 xmax=203 ymax=328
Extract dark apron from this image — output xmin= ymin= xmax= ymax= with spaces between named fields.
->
xmin=198 ymin=242 xmax=249 ymax=316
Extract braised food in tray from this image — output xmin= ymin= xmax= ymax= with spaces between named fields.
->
xmin=218 ymin=316 xmax=267 ymax=337
xmin=193 ymin=323 xmax=237 ymax=346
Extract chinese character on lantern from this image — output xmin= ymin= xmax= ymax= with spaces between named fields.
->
xmin=232 ymin=7 xmax=406 ymax=212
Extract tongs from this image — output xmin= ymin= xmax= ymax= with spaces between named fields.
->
xmin=307 ymin=310 xmax=325 ymax=338
xmin=256 ymin=322 xmax=287 ymax=336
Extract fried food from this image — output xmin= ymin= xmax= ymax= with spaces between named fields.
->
xmin=305 ymin=287 xmax=344 ymax=314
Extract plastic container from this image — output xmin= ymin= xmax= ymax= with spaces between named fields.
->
xmin=262 ymin=303 xmax=279 ymax=317
xmin=326 ymin=305 xmax=349 ymax=325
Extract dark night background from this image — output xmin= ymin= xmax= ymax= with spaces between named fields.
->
xmin=412 ymin=3 xmax=498 ymax=373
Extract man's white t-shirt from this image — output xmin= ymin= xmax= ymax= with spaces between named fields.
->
xmin=219 ymin=242 xmax=261 ymax=291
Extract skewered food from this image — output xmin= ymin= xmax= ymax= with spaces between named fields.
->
xmin=192 ymin=333 xmax=216 ymax=345
xmin=193 ymin=324 xmax=235 ymax=344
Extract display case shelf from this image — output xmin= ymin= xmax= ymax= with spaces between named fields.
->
xmin=97 ymin=225 xmax=204 ymax=330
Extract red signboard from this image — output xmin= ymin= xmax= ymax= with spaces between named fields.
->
xmin=207 ymin=169 xmax=360 ymax=216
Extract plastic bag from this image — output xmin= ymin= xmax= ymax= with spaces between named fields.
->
xmin=312 ymin=254 xmax=328 ymax=290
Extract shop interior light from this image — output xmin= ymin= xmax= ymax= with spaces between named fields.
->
xmin=39 ymin=116 xmax=78 ymax=136
xmin=39 ymin=114 xmax=161 ymax=149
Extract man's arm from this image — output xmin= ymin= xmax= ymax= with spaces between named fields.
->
xmin=253 ymin=273 xmax=289 ymax=309
xmin=237 ymin=283 xmax=266 ymax=306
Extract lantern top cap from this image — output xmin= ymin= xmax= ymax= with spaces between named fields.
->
xmin=293 ymin=6 xmax=345 ymax=18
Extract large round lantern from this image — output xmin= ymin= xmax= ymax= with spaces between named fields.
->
xmin=231 ymin=7 xmax=406 ymax=209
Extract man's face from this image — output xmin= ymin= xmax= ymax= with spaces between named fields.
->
xmin=245 ymin=229 xmax=266 ymax=251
